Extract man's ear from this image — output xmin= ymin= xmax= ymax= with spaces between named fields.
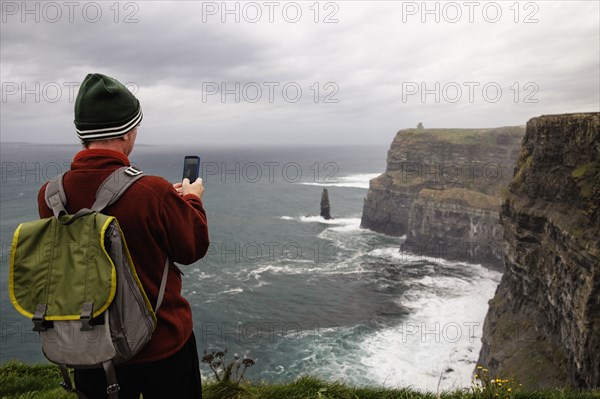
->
xmin=121 ymin=129 xmax=135 ymax=142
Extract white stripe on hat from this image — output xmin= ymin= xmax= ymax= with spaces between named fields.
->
xmin=77 ymin=109 xmax=142 ymax=140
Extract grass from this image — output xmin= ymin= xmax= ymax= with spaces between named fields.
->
xmin=1 ymin=362 xmax=599 ymax=399
xmin=513 ymin=154 xmax=533 ymax=185
xmin=571 ymin=163 xmax=594 ymax=179
xmin=399 ymin=126 xmax=525 ymax=146
xmin=571 ymin=162 xmax=599 ymax=200
xmin=417 ymin=188 xmax=500 ymax=211
xmin=0 ymin=362 xmax=73 ymax=399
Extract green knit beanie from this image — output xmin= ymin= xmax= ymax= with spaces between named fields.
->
xmin=74 ymin=73 xmax=142 ymax=142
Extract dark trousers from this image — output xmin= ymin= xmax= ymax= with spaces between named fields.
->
xmin=74 ymin=332 xmax=202 ymax=399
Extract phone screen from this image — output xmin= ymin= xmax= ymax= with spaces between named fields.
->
xmin=183 ymin=156 xmax=200 ymax=182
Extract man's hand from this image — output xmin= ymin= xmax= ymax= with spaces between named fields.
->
xmin=181 ymin=177 xmax=204 ymax=199
xmin=173 ymin=182 xmax=183 ymax=196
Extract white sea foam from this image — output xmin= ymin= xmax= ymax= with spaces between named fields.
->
xmin=367 ymin=247 xmax=492 ymax=271
xmin=314 ymin=217 xmax=363 ymax=233
xmin=238 ymin=257 xmax=366 ymax=279
xmin=298 ymin=173 xmax=380 ymax=189
xmin=300 ymin=216 xmax=361 ymax=226
xmin=357 ymin=259 xmax=501 ymax=391
xmin=274 ymin=211 xmax=502 ymax=390
xmin=284 ymin=325 xmax=368 ymax=384
xmin=280 ymin=215 xmax=363 ymax=231
xmin=222 ymin=287 xmax=244 ymax=295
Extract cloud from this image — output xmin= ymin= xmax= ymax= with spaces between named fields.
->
xmin=1 ymin=1 xmax=598 ymax=145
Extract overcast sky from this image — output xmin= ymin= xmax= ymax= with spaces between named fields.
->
xmin=1 ymin=1 xmax=599 ymax=146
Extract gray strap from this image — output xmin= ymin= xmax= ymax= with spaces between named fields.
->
xmin=44 ymin=173 xmax=68 ymax=219
xmin=32 ymin=304 xmax=47 ymax=332
xmin=79 ymin=302 xmax=94 ymax=331
xmin=43 ymin=166 xmax=143 ymax=222
xmin=102 ymin=360 xmax=120 ymax=399
xmin=58 ymin=364 xmax=87 ymax=399
xmin=155 ymin=258 xmax=170 ymax=312
xmin=69 ymin=208 xmax=95 ymax=221
xmin=92 ymin=166 xmax=144 ymax=212
xmin=49 ymin=207 xmax=95 ymax=226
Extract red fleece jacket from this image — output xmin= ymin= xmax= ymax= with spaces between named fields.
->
xmin=38 ymin=149 xmax=210 ymax=363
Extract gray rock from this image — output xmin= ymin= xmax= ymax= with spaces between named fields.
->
xmin=320 ymin=188 xmax=332 ymax=220
xmin=361 ymin=126 xmax=524 ymax=267
xmin=477 ymin=113 xmax=600 ymax=389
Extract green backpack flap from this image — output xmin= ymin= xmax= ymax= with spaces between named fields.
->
xmin=8 ymin=166 xmax=170 ymax=399
xmin=10 ymin=212 xmax=118 ymax=325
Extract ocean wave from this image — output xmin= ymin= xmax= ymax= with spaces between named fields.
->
xmin=367 ymin=247 xmax=501 ymax=275
xmin=298 ymin=173 xmax=380 ymax=189
xmin=354 ymin=252 xmax=501 ymax=391
xmin=359 ymin=276 xmax=498 ymax=390
xmin=238 ymin=210 xmax=501 ymax=390
xmin=368 ymin=247 xmax=463 ymax=266
xmin=235 ymin=256 xmax=366 ymax=279
xmin=282 ymin=325 xmax=370 ymax=384
xmin=280 ymin=215 xmax=361 ymax=225
xmin=314 ymin=217 xmax=362 ymax=233
xmin=280 ymin=215 xmax=365 ymax=235
xmin=222 ymin=287 xmax=244 ymax=295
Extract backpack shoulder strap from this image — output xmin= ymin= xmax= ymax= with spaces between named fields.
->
xmin=44 ymin=173 xmax=68 ymax=219
xmin=92 ymin=166 xmax=144 ymax=212
xmin=97 ymin=166 xmax=170 ymax=314
xmin=44 ymin=166 xmax=144 ymax=217
xmin=45 ymin=165 xmax=169 ymax=313
xmin=155 ymin=258 xmax=170 ymax=312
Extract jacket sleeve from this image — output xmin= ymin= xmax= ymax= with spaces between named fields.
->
xmin=159 ymin=186 xmax=210 ymax=265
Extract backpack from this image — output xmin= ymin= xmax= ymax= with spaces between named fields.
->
xmin=9 ymin=166 xmax=169 ymax=399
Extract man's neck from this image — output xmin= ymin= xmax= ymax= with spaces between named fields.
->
xmin=86 ymin=142 xmax=130 ymax=156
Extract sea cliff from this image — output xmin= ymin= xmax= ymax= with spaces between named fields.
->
xmin=477 ymin=113 xmax=600 ymax=389
xmin=361 ymin=126 xmax=525 ymax=267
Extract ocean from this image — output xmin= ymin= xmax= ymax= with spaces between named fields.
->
xmin=0 ymin=143 xmax=501 ymax=392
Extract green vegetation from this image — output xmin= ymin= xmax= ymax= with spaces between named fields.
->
xmin=571 ymin=163 xmax=594 ymax=179
xmin=387 ymin=171 xmax=427 ymax=188
xmin=400 ymin=126 xmax=525 ymax=146
xmin=0 ymin=362 xmax=72 ymax=399
xmin=2 ymin=361 xmax=599 ymax=399
xmin=513 ymin=154 xmax=533 ymax=184
xmin=417 ymin=188 xmax=500 ymax=211
xmin=571 ymin=162 xmax=599 ymax=200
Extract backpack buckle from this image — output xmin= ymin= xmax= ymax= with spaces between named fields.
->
xmin=80 ymin=302 xmax=94 ymax=331
xmin=32 ymin=304 xmax=47 ymax=332
xmin=124 ymin=166 xmax=142 ymax=176
xmin=107 ymin=383 xmax=120 ymax=395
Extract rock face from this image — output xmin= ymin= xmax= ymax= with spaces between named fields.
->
xmin=477 ymin=113 xmax=600 ymax=389
xmin=361 ymin=126 xmax=524 ymax=267
xmin=320 ymin=188 xmax=332 ymax=220
xmin=407 ymin=188 xmax=504 ymax=266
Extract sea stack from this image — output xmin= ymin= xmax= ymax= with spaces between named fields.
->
xmin=320 ymin=188 xmax=332 ymax=220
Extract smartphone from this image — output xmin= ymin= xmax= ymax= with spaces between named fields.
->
xmin=182 ymin=156 xmax=200 ymax=182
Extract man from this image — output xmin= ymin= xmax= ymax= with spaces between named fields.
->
xmin=37 ymin=73 xmax=209 ymax=398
